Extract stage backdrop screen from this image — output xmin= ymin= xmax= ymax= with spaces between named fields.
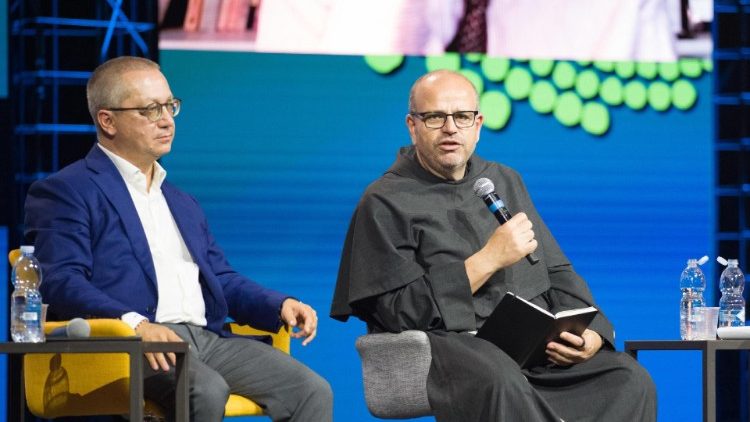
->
xmin=160 ymin=50 xmax=713 ymax=421
xmin=0 ymin=0 xmax=7 ymax=98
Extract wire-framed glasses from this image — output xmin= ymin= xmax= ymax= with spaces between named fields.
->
xmin=410 ymin=110 xmax=478 ymax=129
xmin=107 ymin=98 xmax=182 ymax=122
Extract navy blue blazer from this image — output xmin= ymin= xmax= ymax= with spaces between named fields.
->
xmin=24 ymin=145 xmax=289 ymax=336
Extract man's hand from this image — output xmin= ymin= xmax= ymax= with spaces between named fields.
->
xmin=280 ymin=299 xmax=318 ymax=346
xmin=465 ymin=213 xmax=538 ymax=293
xmin=135 ymin=321 xmax=185 ymax=371
xmin=545 ymin=329 xmax=602 ymax=366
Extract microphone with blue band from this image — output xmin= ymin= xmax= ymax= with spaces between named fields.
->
xmin=472 ymin=177 xmax=540 ymax=265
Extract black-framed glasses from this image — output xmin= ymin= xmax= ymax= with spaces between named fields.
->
xmin=106 ymin=98 xmax=181 ymax=122
xmin=410 ymin=110 xmax=478 ymax=129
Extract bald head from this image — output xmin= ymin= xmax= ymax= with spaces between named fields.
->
xmin=87 ymin=56 xmax=161 ymax=128
xmin=408 ymin=70 xmax=480 ymax=113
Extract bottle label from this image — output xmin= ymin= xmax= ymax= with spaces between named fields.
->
xmin=21 ymin=312 xmax=38 ymax=322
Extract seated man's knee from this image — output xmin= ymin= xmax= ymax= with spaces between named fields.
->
xmin=192 ymin=370 xmax=230 ymax=415
xmin=301 ymin=371 xmax=333 ymax=405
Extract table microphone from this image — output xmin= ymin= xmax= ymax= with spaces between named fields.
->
xmin=472 ymin=177 xmax=540 ymax=265
xmin=48 ymin=318 xmax=91 ymax=338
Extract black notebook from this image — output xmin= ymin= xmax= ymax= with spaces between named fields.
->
xmin=475 ymin=292 xmax=598 ymax=369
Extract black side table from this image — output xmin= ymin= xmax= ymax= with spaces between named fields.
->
xmin=0 ymin=338 xmax=189 ymax=422
xmin=625 ymin=339 xmax=750 ymax=422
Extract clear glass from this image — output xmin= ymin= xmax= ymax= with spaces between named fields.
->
xmin=411 ymin=111 xmax=478 ymax=128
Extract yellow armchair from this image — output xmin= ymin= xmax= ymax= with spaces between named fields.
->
xmin=8 ymin=249 xmax=291 ymax=418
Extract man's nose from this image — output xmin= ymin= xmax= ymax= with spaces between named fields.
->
xmin=442 ymin=115 xmax=459 ymax=132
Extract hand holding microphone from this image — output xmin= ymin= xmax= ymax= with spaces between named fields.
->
xmin=473 ymin=178 xmax=540 ymax=265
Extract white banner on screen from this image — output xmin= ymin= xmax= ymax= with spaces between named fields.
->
xmin=159 ymin=0 xmax=709 ymax=60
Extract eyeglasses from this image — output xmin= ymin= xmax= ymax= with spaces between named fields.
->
xmin=106 ymin=98 xmax=182 ymax=122
xmin=410 ymin=110 xmax=478 ymax=129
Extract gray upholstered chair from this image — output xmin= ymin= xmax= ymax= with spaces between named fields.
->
xmin=355 ymin=330 xmax=433 ymax=418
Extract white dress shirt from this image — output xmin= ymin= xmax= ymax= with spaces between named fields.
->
xmin=98 ymin=143 xmax=207 ymax=329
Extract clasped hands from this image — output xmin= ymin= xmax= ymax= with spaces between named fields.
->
xmin=136 ymin=298 xmax=318 ymax=371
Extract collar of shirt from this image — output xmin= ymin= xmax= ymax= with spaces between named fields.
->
xmin=97 ymin=143 xmax=167 ymax=195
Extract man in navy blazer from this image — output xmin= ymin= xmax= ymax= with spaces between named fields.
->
xmin=24 ymin=56 xmax=333 ymax=422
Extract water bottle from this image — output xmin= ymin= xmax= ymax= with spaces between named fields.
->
xmin=10 ymin=245 xmax=44 ymax=343
xmin=717 ymin=257 xmax=745 ymax=327
xmin=680 ymin=255 xmax=708 ymax=340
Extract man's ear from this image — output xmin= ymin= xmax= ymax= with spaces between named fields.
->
xmin=97 ymin=110 xmax=117 ymax=137
xmin=406 ymin=114 xmax=417 ymax=144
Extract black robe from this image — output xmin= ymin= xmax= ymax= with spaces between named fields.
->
xmin=331 ymin=146 xmax=656 ymax=421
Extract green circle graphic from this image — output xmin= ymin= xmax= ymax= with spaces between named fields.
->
xmin=460 ymin=69 xmax=485 ymax=95
xmin=636 ymin=62 xmax=658 ymax=79
xmin=623 ymin=81 xmax=648 ymax=110
xmin=581 ymin=102 xmax=610 ymax=135
xmin=465 ymin=53 xmax=484 ymax=63
xmin=575 ymin=70 xmax=600 ymax=99
xmin=702 ymin=59 xmax=713 ymax=72
xmin=480 ymin=91 xmax=512 ymax=130
xmin=672 ymin=79 xmax=698 ymax=110
xmin=505 ymin=67 xmax=533 ymax=100
xmin=679 ymin=58 xmax=703 ymax=78
xmin=552 ymin=62 xmax=576 ymax=90
xmin=594 ymin=61 xmax=615 ymax=72
xmin=658 ymin=62 xmax=680 ymax=81
xmin=600 ymin=76 xmax=624 ymax=106
xmin=529 ymin=80 xmax=557 ymax=114
xmin=554 ymin=92 xmax=583 ymax=126
xmin=614 ymin=61 xmax=636 ymax=79
xmin=364 ymin=55 xmax=404 ymax=74
xmin=648 ymin=81 xmax=671 ymax=111
xmin=481 ymin=56 xmax=511 ymax=82
xmin=426 ymin=54 xmax=461 ymax=72
xmin=530 ymin=59 xmax=554 ymax=77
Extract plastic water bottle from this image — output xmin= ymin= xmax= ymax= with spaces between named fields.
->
xmin=680 ymin=255 xmax=708 ymax=340
xmin=717 ymin=257 xmax=745 ymax=327
xmin=10 ymin=245 xmax=44 ymax=343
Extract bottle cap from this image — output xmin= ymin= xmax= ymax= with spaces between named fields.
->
xmin=697 ymin=255 xmax=709 ymax=266
xmin=20 ymin=245 xmax=35 ymax=254
xmin=717 ymin=256 xmax=728 ymax=266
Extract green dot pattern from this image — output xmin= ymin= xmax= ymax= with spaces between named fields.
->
xmin=529 ymin=80 xmax=557 ymax=114
xmin=672 ymin=79 xmax=698 ymax=110
xmin=636 ymin=62 xmax=658 ymax=79
xmin=600 ymin=76 xmax=624 ymax=106
xmin=552 ymin=62 xmax=576 ymax=90
xmin=554 ymin=92 xmax=583 ymax=126
xmin=679 ymin=58 xmax=703 ymax=78
xmin=460 ymin=69 xmax=485 ymax=95
xmin=481 ymin=57 xmax=511 ymax=82
xmin=530 ymin=59 xmax=554 ymax=77
xmin=624 ymin=81 xmax=648 ymax=110
xmin=614 ymin=62 xmax=636 ymax=79
xmin=575 ymin=70 xmax=600 ymax=99
xmin=505 ymin=67 xmax=533 ymax=100
xmin=362 ymin=55 xmax=711 ymax=135
xmin=594 ymin=61 xmax=615 ymax=72
xmin=581 ymin=102 xmax=610 ymax=135
xmin=363 ymin=55 xmax=404 ymax=74
xmin=465 ymin=53 xmax=484 ymax=63
xmin=426 ymin=54 xmax=461 ymax=72
xmin=658 ymin=62 xmax=680 ymax=82
xmin=480 ymin=91 xmax=512 ymax=130
xmin=647 ymin=81 xmax=671 ymax=111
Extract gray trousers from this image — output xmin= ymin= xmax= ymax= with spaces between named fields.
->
xmin=142 ymin=324 xmax=333 ymax=422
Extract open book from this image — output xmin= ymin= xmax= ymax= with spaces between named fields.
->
xmin=475 ymin=292 xmax=598 ymax=369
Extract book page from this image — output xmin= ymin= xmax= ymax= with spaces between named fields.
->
xmin=554 ymin=307 xmax=598 ymax=319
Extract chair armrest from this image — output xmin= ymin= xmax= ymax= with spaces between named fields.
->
xmin=355 ymin=330 xmax=432 ymax=418
xmin=44 ymin=318 xmax=136 ymax=337
xmin=226 ymin=323 xmax=290 ymax=355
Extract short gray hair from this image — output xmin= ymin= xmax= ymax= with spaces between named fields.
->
xmin=86 ymin=56 xmax=160 ymax=126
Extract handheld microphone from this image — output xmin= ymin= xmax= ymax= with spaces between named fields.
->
xmin=48 ymin=318 xmax=91 ymax=338
xmin=472 ymin=177 xmax=540 ymax=265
